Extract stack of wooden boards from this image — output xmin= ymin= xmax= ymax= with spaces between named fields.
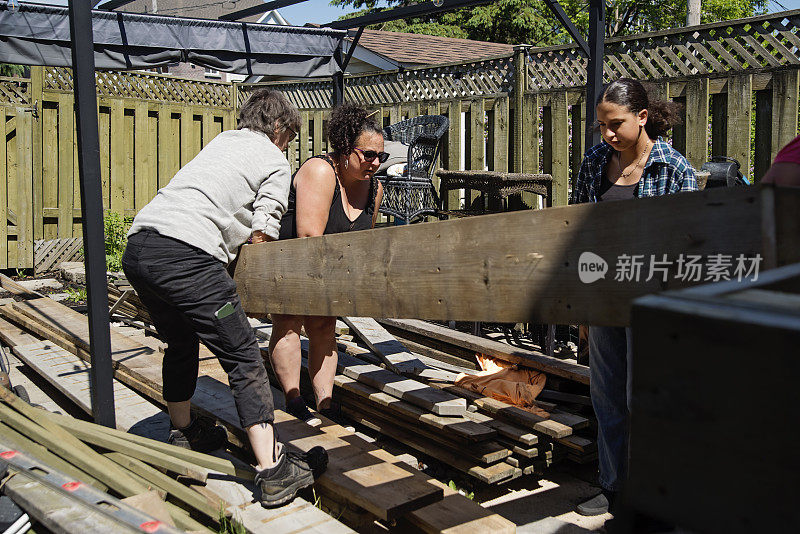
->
xmin=107 ymin=276 xmax=152 ymax=324
xmin=254 ymin=316 xmax=596 ymax=487
xmin=0 ymin=383 xmax=285 ymax=533
xmin=0 ymin=277 xmax=515 ymax=533
xmin=377 ymin=318 xmax=597 ymax=466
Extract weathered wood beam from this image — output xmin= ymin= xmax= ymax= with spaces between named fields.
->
xmin=236 ymin=186 xmax=797 ymax=326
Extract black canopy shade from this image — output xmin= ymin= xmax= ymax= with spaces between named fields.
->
xmin=0 ymin=1 xmax=347 ymax=77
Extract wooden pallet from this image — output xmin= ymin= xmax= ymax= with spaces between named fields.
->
xmin=33 ymin=237 xmax=82 ymax=274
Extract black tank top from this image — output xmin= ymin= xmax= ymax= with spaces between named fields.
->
xmin=278 ymin=155 xmax=377 ymax=240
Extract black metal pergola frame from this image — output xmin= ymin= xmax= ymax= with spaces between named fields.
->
xmin=59 ymin=0 xmax=605 ymax=427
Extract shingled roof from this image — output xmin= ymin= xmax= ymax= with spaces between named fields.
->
xmin=355 ymin=29 xmax=514 ymax=67
xmin=112 ymin=0 xmax=267 ymax=23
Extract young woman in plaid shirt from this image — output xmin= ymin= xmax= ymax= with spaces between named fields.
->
xmin=574 ymin=78 xmax=698 ymax=518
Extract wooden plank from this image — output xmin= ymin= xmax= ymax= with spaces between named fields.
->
xmin=30 ymin=67 xmax=43 ymax=242
xmin=0 ymin=110 xmax=7 ymax=268
xmin=337 ymin=351 xmax=466 ymax=416
xmin=493 ymin=97 xmax=508 ymax=174
xmin=726 ymin=75 xmax=752 ymax=174
xmin=463 ymin=411 xmax=538 ymax=446
xmin=771 ymin=69 xmax=800 ymax=160
xmin=123 ymin=107 xmax=135 ymax=212
xmin=313 ymin=110 xmax=324 ymax=155
xmin=334 ymin=374 xmax=495 ymax=443
xmin=97 ymin=104 xmax=110 ymax=207
xmin=133 ymin=101 xmax=149 ymax=212
xmin=1 ymin=465 xmax=149 ymax=534
xmin=550 ymin=91 xmax=569 ymax=206
xmin=522 ymin=93 xmax=539 ymax=175
xmin=156 ymin=104 xmax=171 ymax=189
xmin=341 ymin=405 xmax=517 ymax=485
xmin=339 ymin=392 xmax=508 ymax=464
xmin=754 ymin=88 xmax=772 ymax=182
xmin=109 ymin=100 xmax=125 ymax=213
xmin=342 ymin=316 xmax=427 ymax=374
xmin=434 ymin=382 xmax=572 ymax=439
xmin=42 ymin=101 xmax=59 ymax=241
xmin=299 ymin=110 xmax=310 ymax=164
xmin=468 ymin=99 xmax=484 ymax=207
xmin=513 ymin=48 xmax=525 ymax=174
xmin=446 ymin=99 xmax=462 ymax=212
xmin=685 ymin=78 xmax=709 ymax=170
xmin=0 ymin=388 xmax=150 ymax=497
xmin=710 ymin=91 xmax=727 ymax=158
xmin=16 ymin=111 xmax=33 ymax=268
xmin=179 ymin=108 xmax=192 ymax=168
xmin=379 ymin=318 xmax=589 ymax=384
xmin=0 ymin=315 xmax=40 ymax=347
xmin=11 ymin=340 xmax=164 ymax=433
xmin=404 ymin=479 xmax=516 ymax=534
xmin=570 ymin=99 xmax=585 ymax=196
xmin=235 ymin=186 xmax=769 ymax=326
xmin=0 ymin=421 xmax=109 ymax=491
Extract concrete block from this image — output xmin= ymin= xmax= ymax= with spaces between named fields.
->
xmin=60 ymin=262 xmax=86 ymax=284
xmin=17 ymin=278 xmax=62 ymax=291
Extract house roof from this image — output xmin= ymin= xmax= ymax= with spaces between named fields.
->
xmin=354 ymin=29 xmax=514 ymax=66
xmin=112 ymin=0 xmax=267 ymax=23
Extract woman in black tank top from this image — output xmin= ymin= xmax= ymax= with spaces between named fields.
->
xmin=269 ymin=104 xmax=385 ymax=421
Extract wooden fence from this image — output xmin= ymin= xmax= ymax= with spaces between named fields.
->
xmin=1 ymin=9 xmax=799 ymax=268
xmin=0 ymin=68 xmax=234 ymax=268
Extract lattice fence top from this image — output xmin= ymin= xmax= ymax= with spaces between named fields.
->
xmin=44 ymin=67 xmax=234 ymax=108
xmin=0 ymin=77 xmax=31 ymax=107
xmin=346 ymin=55 xmax=514 ymax=104
xmin=239 ymin=79 xmax=334 ymax=110
xmin=246 ymin=54 xmax=515 ymax=109
xmin=527 ymin=9 xmax=800 ymax=91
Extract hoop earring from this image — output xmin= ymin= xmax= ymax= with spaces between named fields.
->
xmin=344 ymin=159 xmax=349 ymax=170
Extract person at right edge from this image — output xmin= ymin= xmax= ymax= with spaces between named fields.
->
xmin=572 ymin=79 xmax=698 ymax=518
xmin=121 ymin=89 xmax=326 ymax=508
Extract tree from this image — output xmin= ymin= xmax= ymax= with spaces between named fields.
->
xmin=0 ymin=64 xmax=26 ymax=78
xmin=332 ymin=0 xmax=768 ymax=45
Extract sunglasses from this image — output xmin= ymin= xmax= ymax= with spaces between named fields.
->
xmin=354 ymin=147 xmax=390 ymax=163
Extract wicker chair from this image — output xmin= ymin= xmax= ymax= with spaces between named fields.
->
xmin=378 ymin=115 xmax=449 ymax=222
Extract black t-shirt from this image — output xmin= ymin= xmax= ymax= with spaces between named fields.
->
xmin=597 ymin=171 xmax=638 ymax=202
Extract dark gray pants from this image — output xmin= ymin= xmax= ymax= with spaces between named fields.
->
xmin=122 ymin=230 xmax=274 ymax=428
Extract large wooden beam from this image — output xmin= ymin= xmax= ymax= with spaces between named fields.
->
xmin=236 ymin=186 xmax=798 ymax=326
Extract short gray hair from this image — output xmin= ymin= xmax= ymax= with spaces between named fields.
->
xmin=237 ymin=89 xmax=301 ymax=142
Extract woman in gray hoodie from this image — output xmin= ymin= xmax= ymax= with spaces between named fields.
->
xmin=122 ymin=89 xmax=326 ymax=508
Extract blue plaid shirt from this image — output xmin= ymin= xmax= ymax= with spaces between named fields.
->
xmin=572 ymin=139 xmax=698 ymax=204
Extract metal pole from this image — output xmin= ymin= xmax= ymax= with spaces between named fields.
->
xmin=68 ymin=0 xmax=116 ymax=427
xmin=584 ymin=0 xmax=605 ymax=155
xmin=332 ymin=41 xmax=344 ymax=108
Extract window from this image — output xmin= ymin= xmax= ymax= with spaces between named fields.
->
xmin=205 ymin=68 xmax=222 ymax=79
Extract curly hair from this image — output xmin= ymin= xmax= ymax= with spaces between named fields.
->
xmin=598 ymin=78 xmax=683 ymax=139
xmin=327 ymin=103 xmax=383 ymax=156
xmin=237 ymin=89 xmax=300 ymax=142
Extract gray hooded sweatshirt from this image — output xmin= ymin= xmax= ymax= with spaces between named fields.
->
xmin=128 ymin=128 xmax=290 ymax=264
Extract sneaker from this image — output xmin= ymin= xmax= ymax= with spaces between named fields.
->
xmin=255 ymin=446 xmax=328 ymax=508
xmin=168 ymin=416 xmax=228 ymax=453
xmin=285 ymin=397 xmax=321 ymax=426
xmin=576 ymin=491 xmax=613 ymax=516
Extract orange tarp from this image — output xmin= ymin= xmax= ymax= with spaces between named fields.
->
xmin=454 ymin=354 xmax=549 ymax=417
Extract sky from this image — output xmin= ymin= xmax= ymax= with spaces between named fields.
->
xmin=18 ymin=0 xmax=800 ymax=26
